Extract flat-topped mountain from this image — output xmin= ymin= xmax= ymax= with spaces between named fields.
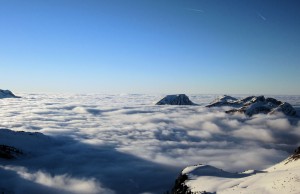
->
xmin=207 ymin=95 xmax=297 ymax=117
xmin=156 ymin=94 xmax=197 ymax=105
xmin=0 ymin=89 xmax=20 ymax=99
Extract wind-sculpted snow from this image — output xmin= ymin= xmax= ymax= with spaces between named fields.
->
xmin=0 ymin=94 xmax=300 ymax=193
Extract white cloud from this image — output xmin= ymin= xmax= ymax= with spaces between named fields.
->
xmin=0 ymin=94 xmax=299 ymax=193
xmin=232 ymin=127 xmax=275 ymax=142
xmin=202 ymin=122 xmax=222 ymax=134
xmin=0 ymin=165 xmax=114 ymax=194
xmin=266 ymin=118 xmax=291 ymax=130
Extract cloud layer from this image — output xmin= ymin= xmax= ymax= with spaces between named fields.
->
xmin=0 ymin=94 xmax=299 ymax=193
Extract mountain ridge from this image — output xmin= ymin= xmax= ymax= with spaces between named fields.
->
xmin=207 ymin=95 xmax=297 ymax=117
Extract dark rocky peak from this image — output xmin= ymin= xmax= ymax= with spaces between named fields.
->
xmin=209 ymin=95 xmax=297 ymax=117
xmin=244 ymin=102 xmax=272 ymax=116
xmin=156 ymin=94 xmax=197 ymax=105
xmin=215 ymin=95 xmax=238 ymax=102
xmin=270 ymin=102 xmax=297 ymax=116
xmin=292 ymin=147 xmax=300 ymax=160
xmin=285 ymin=147 xmax=300 ymax=164
xmin=253 ymin=95 xmax=265 ymax=102
xmin=0 ymin=89 xmax=20 ymax=98
xmin=244 ymin=95 xmax=265 ymax=105
xmin=239 ymin=96 xmax=255 ymax=103
xmin=228 ymin=101 xmax=297 ymax=117
xmin=171 ymin=173 xmax=190 ymax=194
xmin=266 ymin=97 xmax=282 ymax=106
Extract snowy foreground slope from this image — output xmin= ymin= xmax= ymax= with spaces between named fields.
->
xmin=173 ymin=147 xmax=300 ymax=194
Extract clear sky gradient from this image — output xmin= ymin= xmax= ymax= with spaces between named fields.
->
xmin=1 ymin=0 xmax=300 ymax=94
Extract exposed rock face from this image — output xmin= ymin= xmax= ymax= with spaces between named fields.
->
xmin=0 ymin=89 xmax=20 ymax=98
xmin=207 ymin=95 xmax=297 ymax=117
xmin=0 ymin=129 xmax=50 ymax=161
xmin=171 ymin=173 xmax=191 ymax=194
xmin=270 ymin=102 xmax=297 ymax=116
xmin=156 ymin=94 xmax=197 ymax=105
xmin=0 ymin=145 xmax=23 ymax=159
xmin=287 ymin=146 xmax=300 ymax=163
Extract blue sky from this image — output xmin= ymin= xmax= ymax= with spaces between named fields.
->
xmin=1 ymin=0 xmax=299 ymax=94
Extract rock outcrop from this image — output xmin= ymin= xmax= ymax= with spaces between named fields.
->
xmin=171 ymin=173 xmax=191 ymax=194
xmin=0 ymin=129 xmax=50 ymax=160
xmin=207 ymin=95 xmax=297 ymax=117
xmin=0 ymin=89 xmax=20 ymax=98
xmin=0 ymin=145 xmax=23 ymax=159
xmin=286 ymin=146 xmax=300 ymax=163
xmin=171 ymin=164 xmax=250 ymax=194
xmin=156 ymin=94 xmax=197 ymax=105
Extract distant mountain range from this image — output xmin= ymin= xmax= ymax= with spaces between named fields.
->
xmin=156 ymin=94 xmax=297 ymax=117
xmin=207 ymin=95 xmax=297 ymax=117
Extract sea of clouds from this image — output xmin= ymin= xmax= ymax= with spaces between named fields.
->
xmin=0 ymin=93 xmax=300 ymax=194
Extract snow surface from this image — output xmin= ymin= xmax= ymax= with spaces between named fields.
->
xmin=183 ymin=153 xmax=300 ymax=194
xmin=206 ymin=95 xmax=240 ymax=108
xmin=212 ymin=95 xmax=238 ymax=104
xmin=0 ymin=93 xmax=299 ymax=193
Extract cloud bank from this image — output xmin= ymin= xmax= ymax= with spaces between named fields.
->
xmin=0 ymin=94 xmax=299 ymax=193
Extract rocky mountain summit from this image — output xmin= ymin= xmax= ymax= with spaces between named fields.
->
xmin=207 ymin=95 xmax=297 ymax=117
xmin=156 ymin=94 xmax=197 ymax=105
xmin=171 ymin=146 xmax=300 ymax=194
xmin=0 ymin=89 xmax=20 ymax=98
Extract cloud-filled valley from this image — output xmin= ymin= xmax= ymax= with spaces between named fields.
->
xmin=0 ymin=94 xmax=300 ymax=194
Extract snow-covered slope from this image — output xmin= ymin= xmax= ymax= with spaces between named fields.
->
xmin=156 ymin=94 xmax=197 ymax=105
xmin=207 ymin=95 xmax=297 ymax=117
xmin=0 ymin=89 xmax=20 ymax=98
xmin=206 ymin=95 xmax=239 ymax=107
xmin=172 ymin=147 xmax=300 ymax=194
